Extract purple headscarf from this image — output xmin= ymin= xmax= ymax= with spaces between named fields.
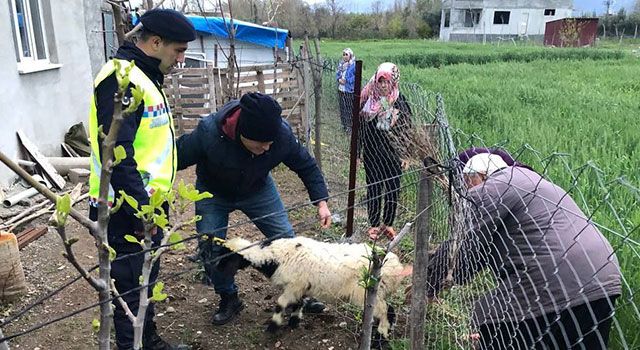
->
xmin=456 ymin=147 xmax=534 ymax=172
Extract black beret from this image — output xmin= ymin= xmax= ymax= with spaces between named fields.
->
xmin=238 ymin=93 xmax=283 ymax=142
xmin=140 ymin=9 xmax=196 ymax=42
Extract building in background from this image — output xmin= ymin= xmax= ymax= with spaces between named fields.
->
xmin=544 ymin=17 xmax=599 ymax=47
xmin=185 ymin=16 xmax=290 ymax=68
xmin=439 ymin=0 xmax=573 ymax=42
xmin=0 ymin=0 xmax=104 ymax=187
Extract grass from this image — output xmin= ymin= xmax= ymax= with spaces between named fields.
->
xmin=311 ymin=38 xmax=640 ymax=349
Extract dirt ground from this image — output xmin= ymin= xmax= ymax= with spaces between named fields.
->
xmin=0 ymin=167 xmax=371 ymax=350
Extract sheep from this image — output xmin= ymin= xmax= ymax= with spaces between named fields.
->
xmin=215 ymin=235 xmax=407 ymax=342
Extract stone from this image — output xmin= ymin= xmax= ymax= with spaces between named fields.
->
xmin=67 ymin=168 xmax=90 ymax=184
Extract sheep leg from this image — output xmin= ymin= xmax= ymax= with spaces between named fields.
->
xmin=287 ymin=299 xmax=304 ymax=329
xmin=373 ymin=299 xmax=392 ymax=339
xmin=266 ymin=292 xmax=298 ymax=333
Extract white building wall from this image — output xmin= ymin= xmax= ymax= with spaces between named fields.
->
xmin=440 ymin=0 xmax=573 ymax=42
xmin=189 ymin=36 xmax=278 ymax=68
xmin=0 ymin=1 xmax=94 ymax=187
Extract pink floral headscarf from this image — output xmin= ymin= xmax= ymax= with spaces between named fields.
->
xmin=360 ymin=62 xmax=400 ymax=121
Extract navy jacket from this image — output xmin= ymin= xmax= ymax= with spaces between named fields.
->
xmin=177 ymin=101 xmax=329 ymax=203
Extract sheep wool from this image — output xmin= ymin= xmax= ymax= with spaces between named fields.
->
xmin=223 ymin=236 xmax=406 ymax=339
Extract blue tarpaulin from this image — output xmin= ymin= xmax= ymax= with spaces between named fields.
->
xmin=186 ymin=16 xmax=289 ymax=49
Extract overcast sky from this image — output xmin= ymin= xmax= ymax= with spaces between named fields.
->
xmin=131 ymin=0 xmax=637 ymax=16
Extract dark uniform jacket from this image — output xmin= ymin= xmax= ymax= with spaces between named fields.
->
xmin=176 ymin=100 xmax=329 ymax=203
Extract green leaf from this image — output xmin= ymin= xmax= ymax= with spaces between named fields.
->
xmin=139 ymin=275 xmax=144 ymax=285
xmin=118 ymin=191 xmax=139 ymax=211
xmin=139 ymin=205 xmax=155 ymax=223
xmin=92 ymin=318 xmax=100 ymax=333
xmin=110 ymin=196 xmax=125 ymax=214
xmin=125 ymin=85 xmax=145 ymax=114
xmin=150 ymin=281 xmax=168 ymax=302
xmin=168 ymin=231 xmax=185 ymax=250
xmin=153 ymin=214 xmax=169 ymax=229
xmin=105 ymin=244 xmax=116 ymax=261
xmin=178 ymin=180 xmax=214 ymax=202
xmin=54 ymin=193 xmax=72 ymax=226
xmin=124 ymin=234 xmax=140 ymax=244
xmin=149 ymin=190 xmax=165 ymax=208
xmin=113 ymin=145 xmax=126 ymax=166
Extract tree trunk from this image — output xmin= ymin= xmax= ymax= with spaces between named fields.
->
xmin=110 ymin=3 xmax=126 ymax=46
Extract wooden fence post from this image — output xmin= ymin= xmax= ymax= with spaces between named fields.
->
xmin=220 ymin=67 xmax=230 ymax=103
xmin=256 ymin=69 xmax=265 ymax=93
xmin=206 ymin=64 xmax=218 ymax=113
xmin=410 ymin=163 xmax=434 ymax=350
xmin=311 ymin=37 xmax=323 ymax=172
xmin=301 ymin=44 xmax=312 ymax=148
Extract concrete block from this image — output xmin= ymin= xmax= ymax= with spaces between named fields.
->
xmin=68 ymin=168 xmax=90 ymax=184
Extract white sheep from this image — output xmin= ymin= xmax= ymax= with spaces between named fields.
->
xmin=216 ymin=235 xmax=407 ymax=342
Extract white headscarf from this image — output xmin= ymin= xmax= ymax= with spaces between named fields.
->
xmin=463 ymin=153 xmax=508 ymax=176
xmin=342 ymin=48 xmax=355 ymax=65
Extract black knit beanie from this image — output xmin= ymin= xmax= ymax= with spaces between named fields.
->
xmin=238 ymin=93 xmax=283 ymax=142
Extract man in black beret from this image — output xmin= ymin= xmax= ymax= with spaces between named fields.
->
xmin=177 ymin=92 xmax=332 ymax=325
xmin=88 ymin=8 xmax=195 ymax=350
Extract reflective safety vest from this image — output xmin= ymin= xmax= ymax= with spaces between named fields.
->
xmin=88 ymin=59 xmax=176 ymax=205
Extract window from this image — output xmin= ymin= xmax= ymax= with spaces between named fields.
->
xmin=102 ymin=11 xmax=118 ymax=61
xmin=9 ymin=0 xmax=58 ymax=73
xmin=544 ymin=9 xmax=556 ymax=16
xmin=464 ymin=9 xmax=482 ymax=27
xmin=444 ymin=9 xmax=450 ymax=28
xmin=493 ymin=11 xmax=511 ymax=24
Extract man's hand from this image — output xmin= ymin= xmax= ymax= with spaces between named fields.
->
xmin=317 ymin=201 xmax=331 ymax=228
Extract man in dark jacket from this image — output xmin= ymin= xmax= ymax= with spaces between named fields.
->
xmin=88 ymin=9 xmax=195 ymax=350
xmin=427 ymin=152 xmax=621 ymax=350
xmin=177 ymin=92 xmax=332 ymax=325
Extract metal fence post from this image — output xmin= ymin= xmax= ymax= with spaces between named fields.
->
xmin=346 ymin=60 xmax=363 ymax=237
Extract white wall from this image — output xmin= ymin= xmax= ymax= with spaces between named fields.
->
xmin=190 ymin=36 xmax=278 ymax=68
xmin=0 ymin=1 xmax=94 ymax=187
xmin=461 ymin=7 xmax=572 ymax=37
xmin=439 ymin=0 xmax=573 ymax=41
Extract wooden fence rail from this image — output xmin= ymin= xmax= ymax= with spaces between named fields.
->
xmin=164 ymin=63 xmax=306 ymax=138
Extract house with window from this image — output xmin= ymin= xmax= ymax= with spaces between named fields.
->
xmin=439 ymin=0 xmax=573 ymax=42
xmin=0 ymin=1 xmax=108 ymax=187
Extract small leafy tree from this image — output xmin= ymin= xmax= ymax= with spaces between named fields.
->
xmin=0 ymin=59 xmax=210 ymax=350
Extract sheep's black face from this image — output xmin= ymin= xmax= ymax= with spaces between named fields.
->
xmin=216 ymin=252 xmax=251 ymax=276
xmin=254 ymin=260 xmax=279 ymax=278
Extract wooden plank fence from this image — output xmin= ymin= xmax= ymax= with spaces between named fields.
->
xmin=164 ymin=63 xmax=307 ymax=138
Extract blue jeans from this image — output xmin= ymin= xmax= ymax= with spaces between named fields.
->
xmin=195 ymin=176 xmax=294 ymax=295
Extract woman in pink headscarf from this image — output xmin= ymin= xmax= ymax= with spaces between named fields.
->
xmin=359 ymin=62 xmax=412 ymax=240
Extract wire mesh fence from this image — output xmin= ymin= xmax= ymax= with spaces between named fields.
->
xmin=307 ymin=57 xmax=640 ymax=349
xmin=1 ymin=55 xmax=639 ymax=350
